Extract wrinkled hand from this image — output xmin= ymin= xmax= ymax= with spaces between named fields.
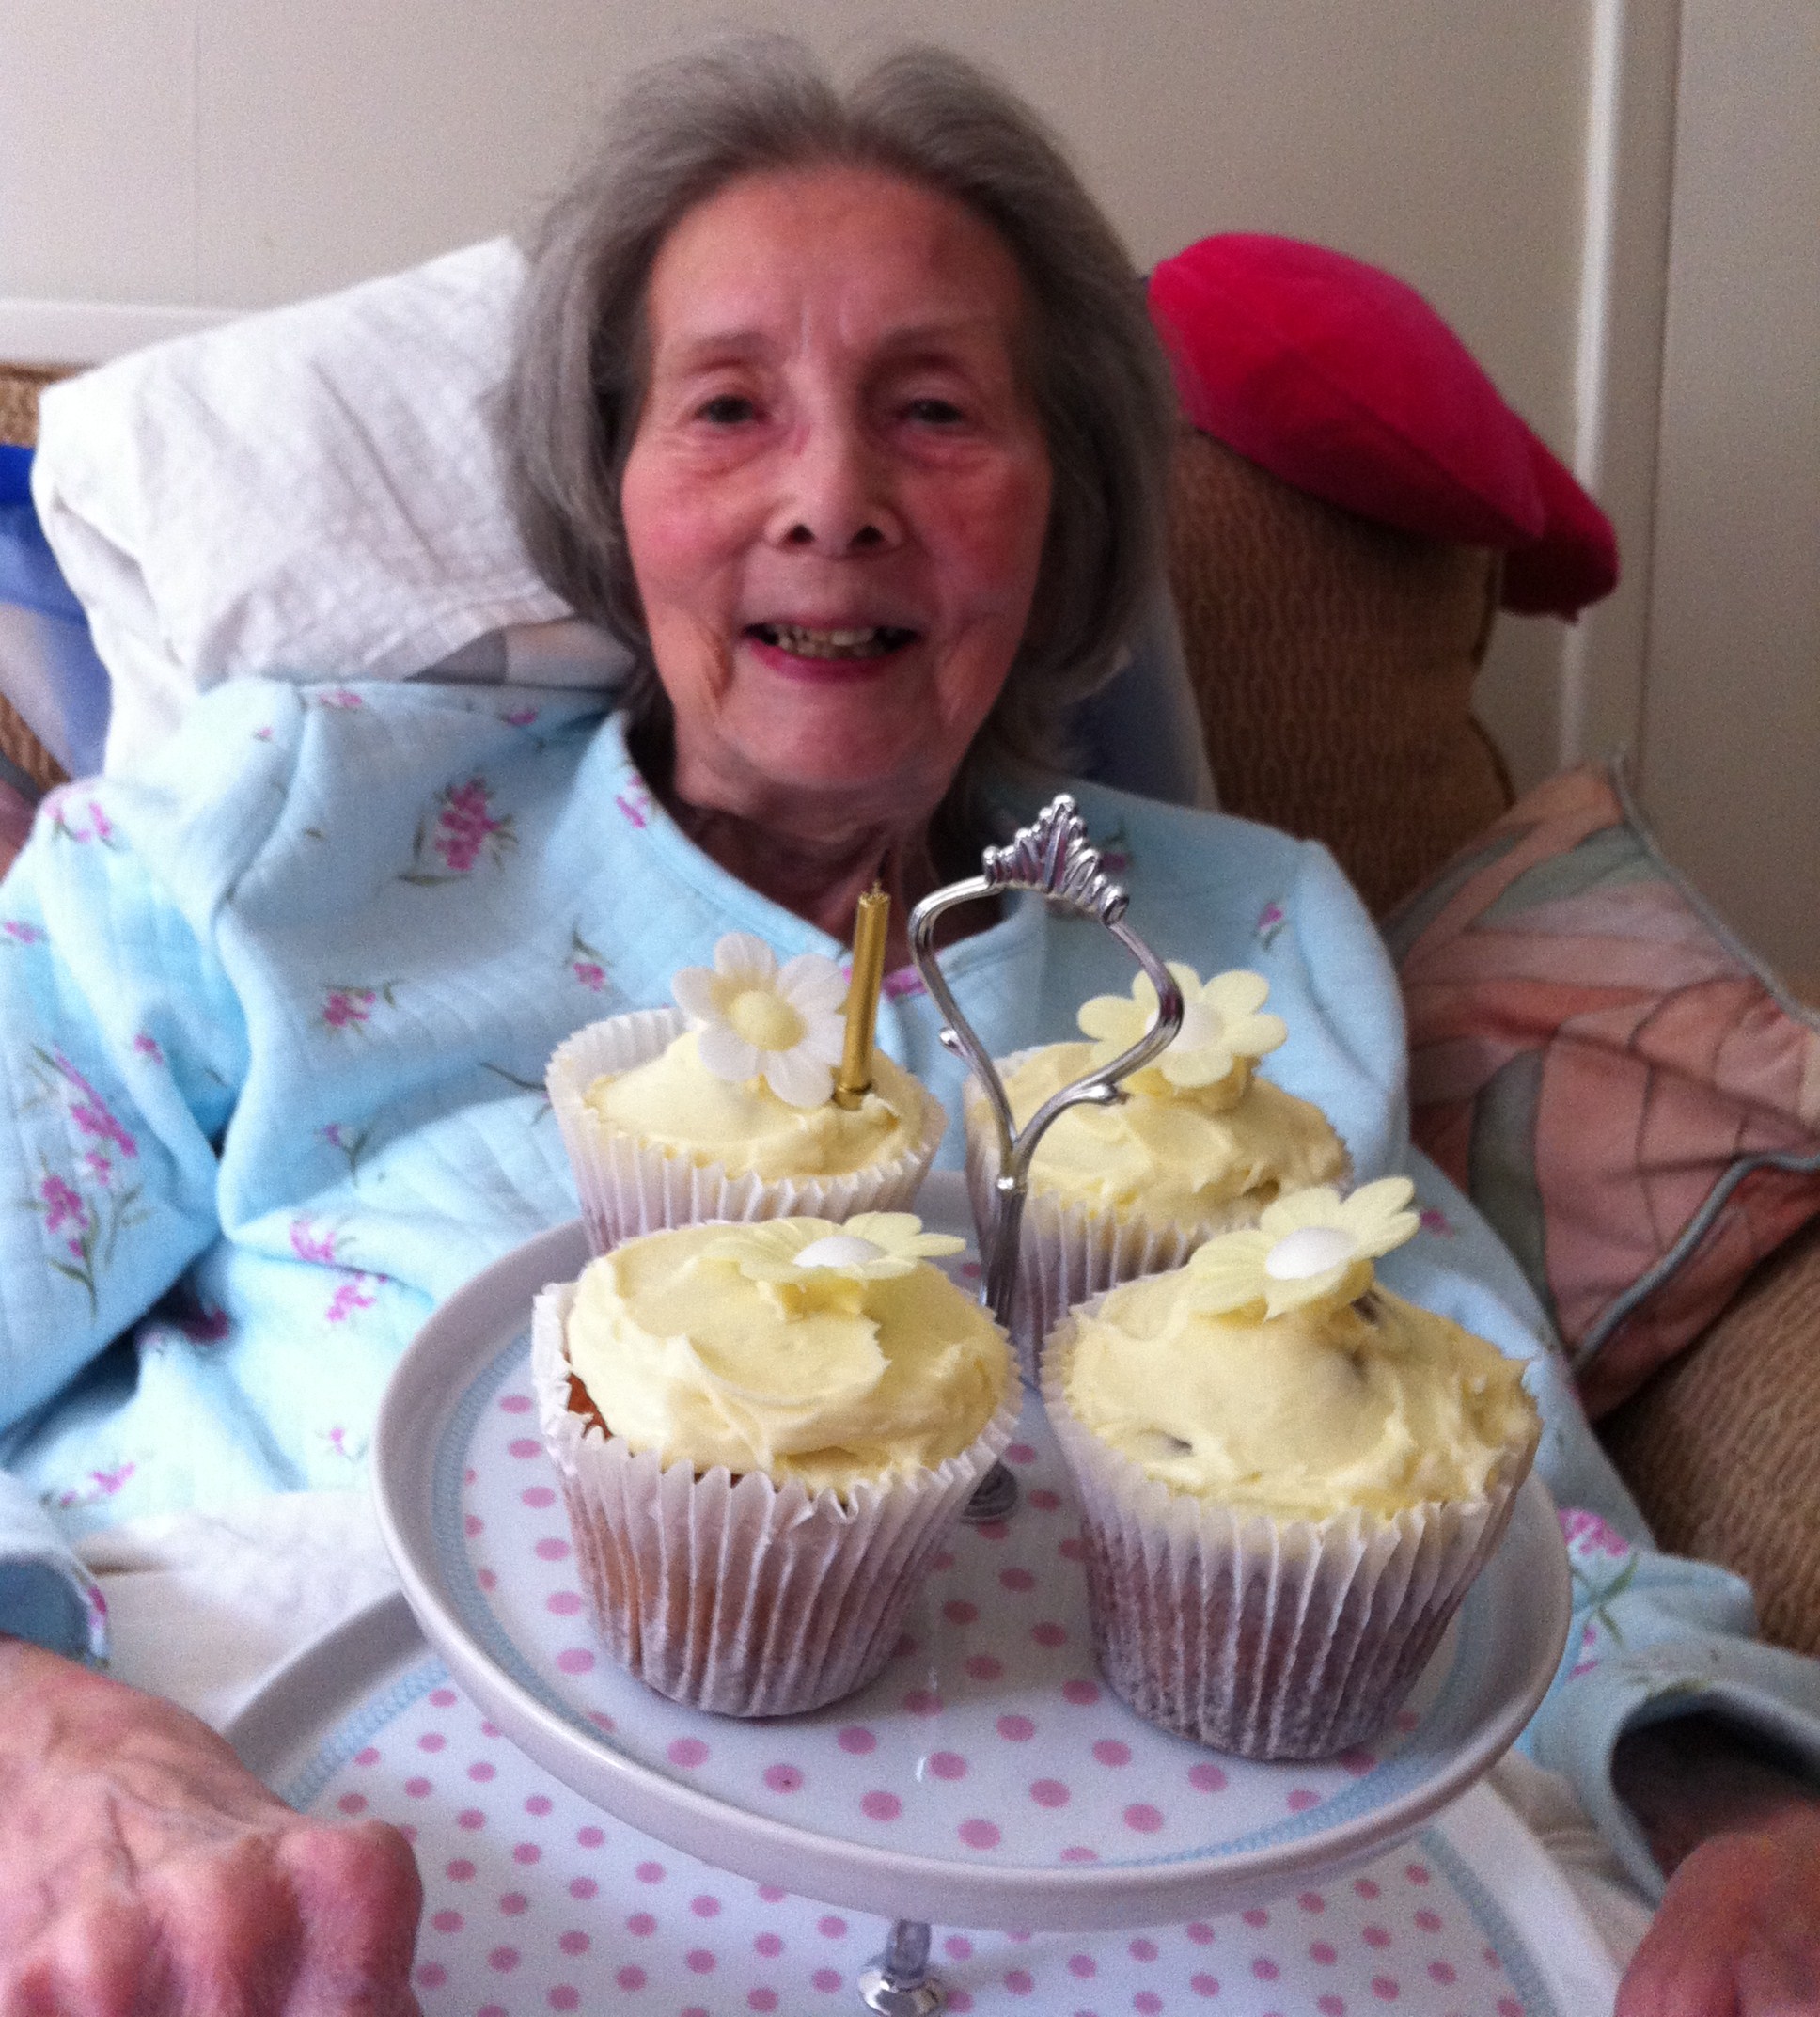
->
xmin=1617 ymin=1810 xmax=1820 ymax=2016
xmin=0 ymin=1638 xmax=422 ymax=2015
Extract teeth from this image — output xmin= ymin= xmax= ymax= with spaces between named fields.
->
xmin=755 ymin=623 xmax=912 ymax=660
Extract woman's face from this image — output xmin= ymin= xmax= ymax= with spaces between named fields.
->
xmin=620 ymin=165 xmax=1053 ymax=826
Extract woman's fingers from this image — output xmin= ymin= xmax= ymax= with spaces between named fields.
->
xmin=8 ymin=1899 xmax=171 ymax=2017
xmin=0 ymin=1818 xmax=422 ymax=2017
xmin=0 ymin=1642 xmax=422 ymax=2017
xmin=1616 ymin=1816 xmax=1820 ymax=2017
xmin=151 ymin=1836 xmax=307 ymax=2013
xmin=280 ymin=1820 xmax=425 ymax=2015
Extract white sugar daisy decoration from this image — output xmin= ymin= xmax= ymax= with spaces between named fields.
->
xmin=671 ymin=931 xmax=847 ymax=1109
xmin=709 ymin=1213 xmax=965 ymax=1285
xmin=1077 ymin=964 xmax=1287 ymax=1098
xmin=1185 ymin=1177 xmax=1421 ymax=1320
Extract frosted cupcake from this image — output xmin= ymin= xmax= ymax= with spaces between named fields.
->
xmin=532 ymin=1212 xmax=1017 ymax=1716
xmin=1043 ymin=1179 xmax=1540 ymax=1759
xmin=965 ymin=965 xmax=1346 ymax=1370
xmin=549 ymin=931 xmax=945 ymax=1252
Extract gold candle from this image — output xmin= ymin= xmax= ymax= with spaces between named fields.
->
xmin=834 ymin=885 xmax=890 ymax=1109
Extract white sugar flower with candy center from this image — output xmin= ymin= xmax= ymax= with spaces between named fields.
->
xmin=1077 ymin=963 xmax=1287 ymax=1093
xmin=671 ymin=931 xmax=848 ymax=1109
xmin=1185 ymin=1177 xmax=1420 ymax=1319
xmin=709 ymin=1213 xmax=966 ymax=1285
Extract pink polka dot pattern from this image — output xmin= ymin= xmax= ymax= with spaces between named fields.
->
xmin=288 ymin=1647 xmax=1571 ymax=2013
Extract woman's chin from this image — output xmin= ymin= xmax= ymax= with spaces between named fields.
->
xmin=741 ymin=736 xmax=948 ymax=812
xmin=701 ymin=691 xmax=966 ymax=814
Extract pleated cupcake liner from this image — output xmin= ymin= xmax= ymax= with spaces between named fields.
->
xmin=532 ymin=1282 xmax=1020 ymax=1717
xmin=1042 ymin=1306 xmax=1538 ymax=1760
xmin=547 ymin=1007 xmax=947 ymax=1255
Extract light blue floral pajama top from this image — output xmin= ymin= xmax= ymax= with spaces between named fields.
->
xmin=1 ymin=678 xmax=1814 ymax=1895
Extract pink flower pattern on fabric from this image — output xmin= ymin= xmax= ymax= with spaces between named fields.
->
xmin=434 ymin=780 xmax=510 ymax=873
xmin=326 ymin=1273 xmax=378 ymax=1324
xmin=59 ymin=1057 xmax=139 ymax=1160
xmin=1559 ymin=1507 xmax=1638 ymax=1678
xmin=400 ymin=777 xmax=517 ymax=883
xmin=38 ymin=1173 xmax=86 ymax=1234
xmin=320 ymin=983 xmax=396 ymax=1033
xmin=320 ymin=1120 xmax=372 ymax=1182
xmin=290 ymin=1218 xmax=341 ymax=1267
xmin=615 ymin=783 xmax=654 ymax=829
xmin=1560 ymin=1507 xmax=1631 ymax=1558
xmin=17 ymin=1049 xmax=149 ymax=1313
xmin=324 ymin=989 xmax=371 ymax=1030
xmin=1255 ymin=899 xmax=1287 ymax=951
xmin=568 ymin=927 xmax=615 ymax=998
xmin=44 ymin=789 xmax=119 ymax=847
xmin=55 ymin=1461 xmax=136 ymax=1509
xmin=2 ymin=919 xmax=43 ymax=944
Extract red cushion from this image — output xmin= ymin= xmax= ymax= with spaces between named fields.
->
xmin=1148 ymin=234 xmax=1617 ymax=618
xmin=1502 ymin=419 xmax=1619 ymax=616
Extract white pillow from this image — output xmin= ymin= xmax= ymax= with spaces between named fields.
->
xmin=31 ymin=238 xmax=632 ymax=774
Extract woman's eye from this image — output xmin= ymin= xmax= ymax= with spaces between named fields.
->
xmin=697 ymin=393 xmax=757 ymax=425
xmin=904 ymin=397 xmax=965 ymax=426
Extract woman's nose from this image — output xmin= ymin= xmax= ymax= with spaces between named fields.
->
xmin=767 ymin=419 xmax=904 ymax=556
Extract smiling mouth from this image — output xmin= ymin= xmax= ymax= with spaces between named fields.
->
xmin=747 ymin=622 xmax=919 ymax=661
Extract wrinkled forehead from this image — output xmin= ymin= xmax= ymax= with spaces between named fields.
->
xmin=641 ymin=162 xmax=1033 ymax=376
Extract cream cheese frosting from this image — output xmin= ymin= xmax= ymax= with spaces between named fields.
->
xmin=563 ymin=1215 xmax=1010 ymax=1497
xmin=585 ymin=1032 xmax=932 ymax=1181
xmin=1003 ymin=1040 xmax=1345 ymax=1227
xmin=1059 ymin=1200 xmax=1537 ymax=1520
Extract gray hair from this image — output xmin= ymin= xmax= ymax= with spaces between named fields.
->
xmin=502 ymin=34 xmax=1175 ymax=772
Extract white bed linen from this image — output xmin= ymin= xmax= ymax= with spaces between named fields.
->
xmin=30 ymin=238 xmax=632 ymax=775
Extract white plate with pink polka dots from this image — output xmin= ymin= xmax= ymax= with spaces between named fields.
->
xmin=370 ymin=1174 xmax=1572 ymax=1936
xmin=231 ymin=1589 xmax=1620 ymax=2017
xmin=228 ymin=1587 xmax=1619 ymax=2015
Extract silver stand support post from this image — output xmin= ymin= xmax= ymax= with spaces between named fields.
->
xmin=857 ymin=1918 xmax=947 ymax=2016
xmin=857 ymin=797 xmax=1183 ymax=2015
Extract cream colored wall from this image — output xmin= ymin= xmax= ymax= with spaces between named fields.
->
xmin=0 ymin=0 xmax=1601 ymax=791
xmin=1636 ymin=0 xmax=1820 ymax=983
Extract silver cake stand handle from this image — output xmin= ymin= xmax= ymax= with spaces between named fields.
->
xmin=857 ymin=797 xmax=1183 ymax=2017
xmin=908 ymin=793 xmax=1183 ymax=1341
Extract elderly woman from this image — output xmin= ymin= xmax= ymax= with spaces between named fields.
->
xmin=0 ymin=37 xmax=1816 ymax=2017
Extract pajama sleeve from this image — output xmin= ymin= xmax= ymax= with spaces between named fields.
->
xmin=1381 ymin=1149 xmax=1820 ymax=1900
xmin=0 ymin=738 xmax=265 ymax=1652
xmin=0 ymin=1472 xmax=108 ymax=1662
